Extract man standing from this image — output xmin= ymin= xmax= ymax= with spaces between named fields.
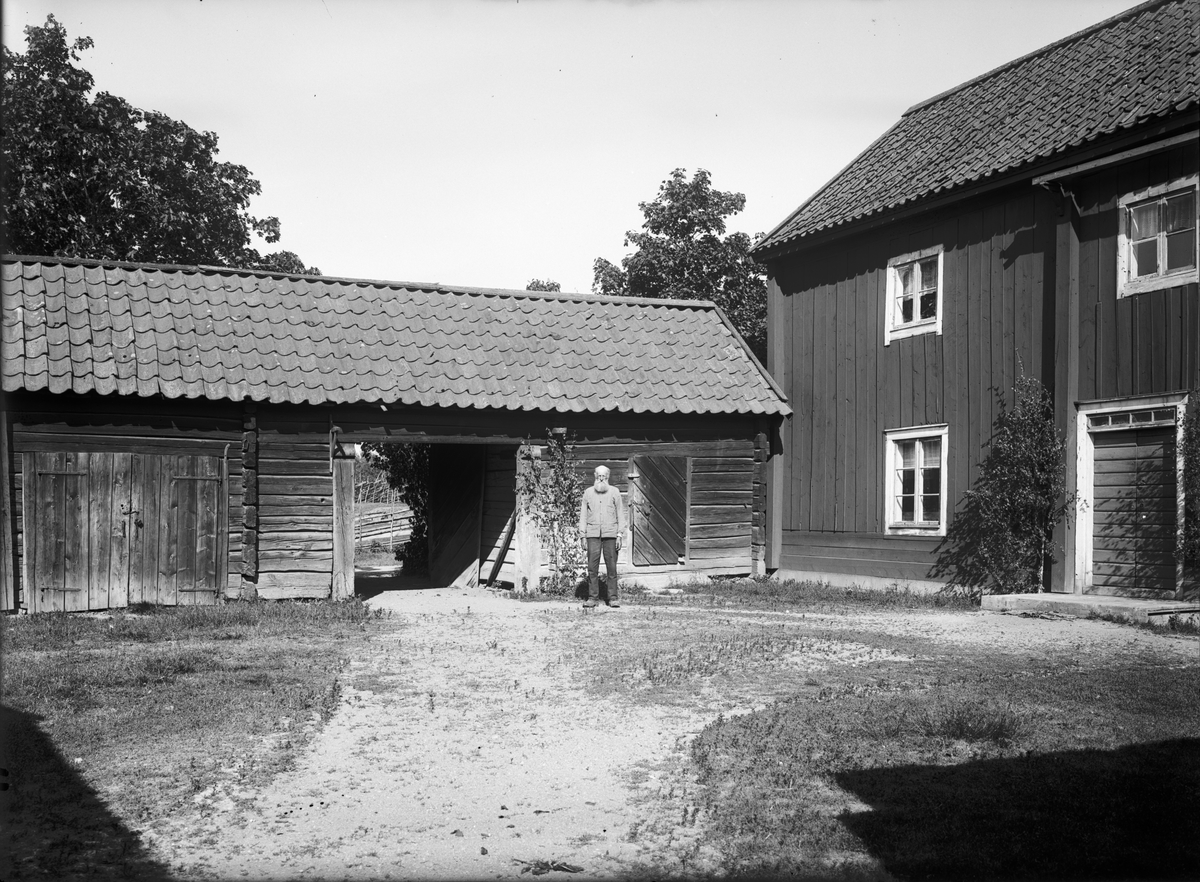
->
xmin=578 ymin=465 xmax=626 ymax=608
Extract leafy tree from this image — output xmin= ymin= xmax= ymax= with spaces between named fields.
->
xmin=525 ymin=278 xmax=561 ymax=292
xmin=2 ymin=15 xmax=318 ymax=273
xmin=933 ymin=375 xmax=1073 ymax=596
xmin=360 ymin=442 xmax=429 ymax=574
xmin=593 ymin=168 xmax=767 ymax=360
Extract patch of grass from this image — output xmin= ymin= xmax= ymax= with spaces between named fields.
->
xmin=687 ymin=661 xmax=1198 ymax=879
xmin=0 ymin=599 xmax=393 ymax=878
xmin=636 ymin=576 xmax=976 ymax=613
xmin=2 ymin=597 xmax=386 ymax=652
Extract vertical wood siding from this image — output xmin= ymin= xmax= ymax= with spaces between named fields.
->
xmin=1077 ymin=144 xmax=1200 ymax=400
xmin=9 ymin=393 xmax=242 ymax=610
xmin=772 ymin=186 xmax=1052 ymax=578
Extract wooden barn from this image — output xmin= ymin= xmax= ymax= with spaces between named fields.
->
xmin=752 ymin=0 xmax=1198 ymax=598
xmin=0 ymin=256 xmax=788 ymax=613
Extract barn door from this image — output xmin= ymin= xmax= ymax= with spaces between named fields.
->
xmin=1092 ymin=427 xmax=1177 ymax=595
xmin=630 ymin=455 xmax=687 ymax=566
xmin=25 ymin=451 xmax=226 ymax=612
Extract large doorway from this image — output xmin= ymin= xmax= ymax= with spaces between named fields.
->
xmin=24 ymin=451 xmax=227 ymax=612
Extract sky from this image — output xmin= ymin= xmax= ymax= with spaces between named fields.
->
xmin=3 ymin=0 xmax=1142 ymax=294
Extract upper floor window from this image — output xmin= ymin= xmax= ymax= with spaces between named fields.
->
xmin=1118 ymin=176 xmax=1198 ymax=297
xmin=885 ymin=245 xmax=943 ymax=344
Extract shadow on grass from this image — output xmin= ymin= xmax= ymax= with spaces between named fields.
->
xmin=0 ymin=704 xmax=174 ymax=881
xmin=836 ymin=738 xmax=1200 ymax=881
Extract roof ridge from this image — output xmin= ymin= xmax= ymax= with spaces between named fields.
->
xmin=1 ymin=254 xmax=720 ymax=312
xmin=902 ymin=0 xmax=1171 ymax=117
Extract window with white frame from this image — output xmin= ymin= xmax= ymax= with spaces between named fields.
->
xmin=1118 ymin=176 xmax=1198 ymax=297
xmin=884 ymin=425 xmax=949 ymax=535
xmin=885 ymin=246 xmax=944 ymax=344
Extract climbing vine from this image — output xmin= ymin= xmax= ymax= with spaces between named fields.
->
xmin=1178 ymin=399 xmax=1200 ymax=578
xmin=517 ymin=430 xmax=585 ymax=595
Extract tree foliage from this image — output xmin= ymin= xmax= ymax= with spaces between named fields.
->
xmin=516 ymin=430 xmax=585 ymax=596
xmin=525 ymin=278 xmax=561 ymax=292
xmin=361 ymin=442 xmax=429 ymax=574
xmin=2 ymin=15 xmax=318 ymax=273
xmin=593 ymin=168 xmax=767 ymax=360
xmin=933 ymin=375 xmax=1073 ymax=596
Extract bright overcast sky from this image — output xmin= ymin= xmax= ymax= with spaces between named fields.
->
xmin=4 ymin=0 xmax=1140 ymax=293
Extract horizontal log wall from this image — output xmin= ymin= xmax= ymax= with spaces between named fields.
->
xmin=255 ymin=411 xmax=335 ymax=600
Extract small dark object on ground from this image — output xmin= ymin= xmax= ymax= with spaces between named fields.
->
xmin=512 ymin=857 xmax=585 ymax=875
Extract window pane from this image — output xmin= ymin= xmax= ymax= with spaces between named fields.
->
xmin=1130 ymin=202 xmax=1159 ymax=239
xmin=919 ymin=257 xmax=938 ymax=292
xmin=921 ymin=493 xmax=940 ymax=522
xmin=899 ymin=294 xmax=914 ymax=324
xmin=1133 ymin=239 xmax=1158 ymax=276
xmin=919 ymin=290 xmax=937 ymax=320
xmin=922 ymin=466 xmax=941 ymax=494
xmin=899 ymin=493 xmax=915 ymax=521
xmin=898 ymin=441 xmax=916 ymax=469
xmin=897 ymin=264 xmax=915 ymax=295
xmin=899 ymin=469 xmax=915 ymax=495
xmin=1165 ymin=230 xmax=1195 ymax=272
xmin=922 ymin=438 xmax=941 ymax=468
xmin=1164 ymin=192 xmax=1195 ymax=234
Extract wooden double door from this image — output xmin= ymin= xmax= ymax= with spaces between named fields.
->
xmin=24 ymin=451 xmax=228 ymax=612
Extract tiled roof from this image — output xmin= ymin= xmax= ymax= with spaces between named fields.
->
xmin=1 ymin=257 xmax=789 ymax=416
xmin=755 ymin=0 xmax=1199 ymax=255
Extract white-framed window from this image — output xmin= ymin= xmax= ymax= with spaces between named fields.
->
xmin=885 ymin=245 xmax=943 ymax=345
xmin=884 ymin=424 xmax=949 ymax=535
xmin=1118 ymin=176 xmax=1198 ymax=297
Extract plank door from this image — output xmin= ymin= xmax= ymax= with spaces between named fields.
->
xmin=630 ymin=455 xmax=687 ymax=566
xmin=1092 ymin=428 xmax=1178 ymax=595
xmin=25 ymin=451 xmax=225 ymax=611
xmin=161 ymin=455 xmax=226 ymax=605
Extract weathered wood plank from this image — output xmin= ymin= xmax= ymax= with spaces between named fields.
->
xmin=108 ymin=453 xmax=134 ymax=608
xmin=158 ymin=455 xmax=179 ymax=606
xmin=254 ymin=571 xmax=332 ymax=595
xmin=87 ymin=453 xmax=114 ymax=611
xmin=690 ymin=457 xmax=753 ymax=473
xmin=259 ymin=475 xmax=334 ymax=496
xmin=689 ymin=471 xmax=752 ymax=491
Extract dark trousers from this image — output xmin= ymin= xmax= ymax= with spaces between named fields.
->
xmin=586 ymin=537 xmax=618 ymax=602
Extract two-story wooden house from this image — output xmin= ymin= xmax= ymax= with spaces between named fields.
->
xmin=753 ymin=0 xmax=1198 ymax=599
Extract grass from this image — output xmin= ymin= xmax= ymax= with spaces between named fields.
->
xmin=0 ymin=598 xmax=392 ymax=880
xmin=550 ymin=592 xmax=1200 ymax=880
xmin=626 ymin=575 xmax=977 ymax=613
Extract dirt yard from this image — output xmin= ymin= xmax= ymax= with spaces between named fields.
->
xmin=131 ymin=585 xmax=1198 ymax=881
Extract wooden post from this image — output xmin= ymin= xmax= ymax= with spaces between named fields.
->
xmin=0 ymin=397 xmax=13 ymax=612
xmin=332 ymin=458 xmax=354 ymax=600
xmin=513 ymin=448 xmax=541 ymax=595
xmin=240 ymin=404 xmax=258 ymax=600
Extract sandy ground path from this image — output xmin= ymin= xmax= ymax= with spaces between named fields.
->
xmin=143 ymin=589 xmax=1199 ymax=881
xmin=158 ymin=588 xmax=720 ymax=881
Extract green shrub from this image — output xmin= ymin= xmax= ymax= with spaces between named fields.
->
xmin=933 ymin=375 xmax=1072 ymax=596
